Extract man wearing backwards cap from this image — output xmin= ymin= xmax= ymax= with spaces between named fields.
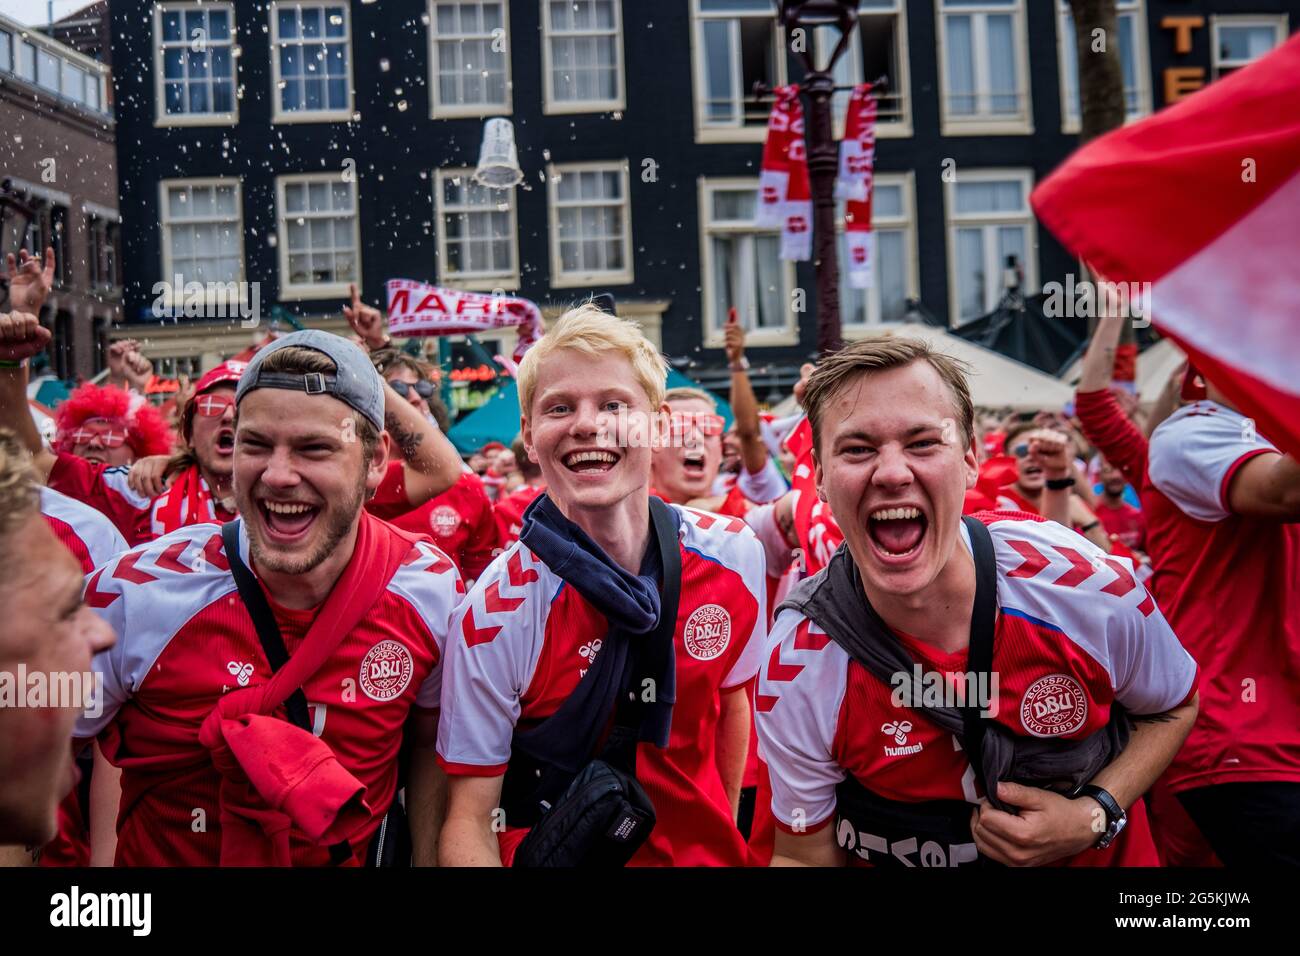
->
xmin=71 ymin=331 xmax=464 ymax=866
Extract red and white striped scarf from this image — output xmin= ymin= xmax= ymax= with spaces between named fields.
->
xmin=151 ymin=464 xmax=233 ymax=538
xmin=757 ymin=86 xmax=812 ymax=261
xmin=758 ymin=83 xmax=878 ymax=272
xmin=838 ymin=83 xmax=878 ymax=288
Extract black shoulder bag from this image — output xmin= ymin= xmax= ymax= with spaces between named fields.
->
xmin=510 ymin=500 xmax=682 ymax=867
xmin=221 ymin=520 xmax=410 ymax=867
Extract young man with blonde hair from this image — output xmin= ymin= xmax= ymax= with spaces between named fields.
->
xmin=438 ymin=304 xmax=768 ymax=866
xmin=755 ymin=336 xmax=1198 ymax=867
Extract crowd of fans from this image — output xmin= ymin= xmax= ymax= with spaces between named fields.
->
xmin=0 ymin=242 xmax=1295 ymax=869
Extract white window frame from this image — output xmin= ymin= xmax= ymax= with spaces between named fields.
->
xmin=943 ymin=168 xmax=1038 ymax=326
xmin=813 ymin=0 xmax=913 ymax=139
xmin=158 ymin=177 xmax=245 ymax=307
xmin=547 ymin=160 xmax=634 ymax=289
xmin=839 ymin=172 xmax=920 ymax=336
xmin=434 ymin=167 xmax=520 ymax=291
xmin=1057 ymin=0 xmax=1151 ymax=134
xmin=935 ymin=0 xmax=1032 ymax=136
xmin=16 ymin=37 xmax=35 ymax=82
xmin=274 ymin=172 xmax=361 ymax=300
xmin=540 ymin=0 xmax=626 ymax=115
xmin=1210 ymin=15 xmax=1289 ymax=80
xmin=427 ymin=0 xmax=513 ymax=119
xmin=698 ymin=177 xmax=797 ymax=349
xmin=269 ymin=1 xmax=354 ymax=124
xmin=153 ymin=2 xmax=239 ymax=127
xmin=690 ymin=0 xmax=788 ymax=144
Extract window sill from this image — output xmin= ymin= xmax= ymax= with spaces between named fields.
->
xmin=842 ymin=320 xmax=908 ymax=339
xmin=695 ymin=125 xmax=769 ymax=145
xmin=542 ymin=98 xmax=625 ymax=116
xmin=876 ymin=121 xmax=913 ymax=140
xmin=155 ymin=112 xmax=239 ymax=128
xmin=550 ymin=270 xmax=634 ymax=289
xmin=436 ymin=275 xmax=521 ymax=294
xmin=702 ymin=329 xmax=798 ymax=349
xmin=272 ymin=109 xmax=357 ymax=125
xmin=939 ymin=117 xmax=1034 ymax=137
xmin=279 ymin=282 xmax=353 ymax=301
xmin=430 ymin=103 xmax=513 ymax=120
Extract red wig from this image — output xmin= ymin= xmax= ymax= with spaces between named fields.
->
xmin=54 ymin=383 xmax=176 ymax=459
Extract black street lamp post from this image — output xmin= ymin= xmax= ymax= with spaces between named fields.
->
xmin=771 ymin=0 xmax=877 ymax=358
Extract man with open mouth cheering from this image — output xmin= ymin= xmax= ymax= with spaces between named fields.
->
xmin=71 ymin=332 xmax=463 ymax=866
xmin=755 ymin=336 xmax=1199 ymax=868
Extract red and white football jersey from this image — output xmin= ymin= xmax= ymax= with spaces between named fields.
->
xmin=48 ymin=453 xmax=241 ymax=545
xmin=39 ymin=487 xmax=128 ymax=867
xmin=368 ymin=464 xmax=499 ymax=582
xmin=75 ymin=519 xmax=463 ymax=866
xmin=711 ymin=458 xmax=788 ymax=504
xmin=755 ymin=512 xmax=1198 ymax=867
xmin=492 ymin=483 xmax=545 ymax=549
xmin=40 ymin=486 xmax=128 ymax=574
xmin=48 ymin=452 xmax=155 ymax=545
xmin=1145 ymin=401 xmax=1300 ymax=793
xmin=437 ymin=504 xmax=768 ymax=866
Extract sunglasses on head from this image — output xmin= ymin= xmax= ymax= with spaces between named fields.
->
xmin=389 ymin=379 xmax=436 ymax=400
xmin=195 ymin=393 xmax=236 ymax=417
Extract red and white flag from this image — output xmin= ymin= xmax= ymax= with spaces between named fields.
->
xmin=385 ymin=280 xmax=544 ymax=362
xmin=757 ymin=85 xmax=800 ymax=229
xmin=838 ymin=83 xmax=878 ymax=289
xmin=836 ymin=83 xmax=877 ymax=202
xmin=785 ymin=416 xmax=844 ymax=575
xmin=757 ymin=86 xmax=812 ymax=261
xmin=1032 ymin=34 xmax=1300 ymax=459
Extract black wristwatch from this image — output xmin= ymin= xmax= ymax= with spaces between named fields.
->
xmin=1074 ymin=784 xmax=1127 ymax=850
xmin=1045 ymin=475 xmax=1076 ymax=490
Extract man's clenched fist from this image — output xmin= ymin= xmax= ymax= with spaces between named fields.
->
xmin=0 ymin=312 xmax=51 ymax=363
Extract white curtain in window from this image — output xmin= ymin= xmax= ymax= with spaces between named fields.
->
xmin=946 ymin=15 xmax=976 ymax=114
xmin=996 ymin=225 xmax=1025 ymax=279
xmin=956 ymin=227 xmax=986 ymax=320
xmin=755 ymin=234 xmax=783 ymax=329
xmin=877 ymin=231 xmax=906 ymax=321
xmin=703 ymin=20 xmax=737 ymax=123
xmin=956 ymin=180 xmax=1023 ymax=214
xmin=986 ymin=14 xmax=1017 ymax=113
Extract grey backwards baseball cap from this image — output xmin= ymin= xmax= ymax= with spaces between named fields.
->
xmin=235 ymin=329 xmax=385 ymax=431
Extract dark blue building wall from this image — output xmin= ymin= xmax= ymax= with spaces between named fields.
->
xmin=109 ymin=0 xmax=1300 ymax=371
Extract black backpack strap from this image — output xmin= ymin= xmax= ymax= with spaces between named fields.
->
xmin=220 ymin=520 xmax=352 ymax=865
xmin=221 ymin=520 xmax=312 ymax=731
xmin=959 ymin=515 xmax=999 ymax=803
xmin=600 ymin=498 xmax=682 ymax=773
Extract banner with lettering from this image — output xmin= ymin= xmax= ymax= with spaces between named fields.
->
xmin=385 ymin=280 xmax=544 ymax=362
